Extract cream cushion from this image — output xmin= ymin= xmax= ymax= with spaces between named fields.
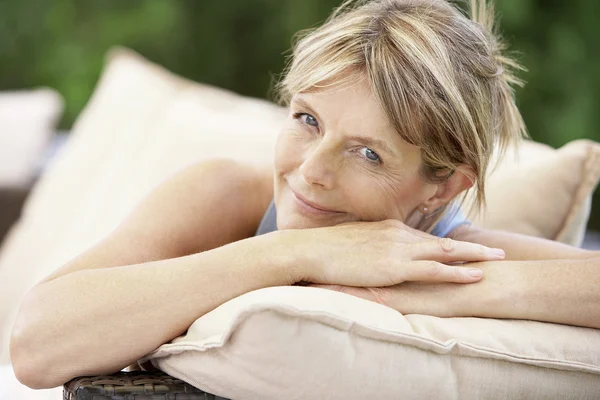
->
xmin=141 ymin=286 xmax=600 ymax=399
xmin=0 ymin=89 xmax=64 ymax=188
xmin=468 ymin=139 xmax=600 ymax=246
xmin=0 ymin=46 xmax=599 ymax=394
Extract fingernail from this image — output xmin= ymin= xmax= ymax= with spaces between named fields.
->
xmin=489 ymin=248 xmax=505 ymax=258
xmin=467 ymin=268 xmax=483 ymax=278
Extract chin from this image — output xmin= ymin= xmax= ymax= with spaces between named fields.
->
xmin=275 ymin=209 xmax=329 ymax=230
xmin=278 ymin=218 xmax=329 ymax=230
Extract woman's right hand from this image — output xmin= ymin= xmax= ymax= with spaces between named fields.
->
xmin=273 ymin=219 xmax=505 ymax=287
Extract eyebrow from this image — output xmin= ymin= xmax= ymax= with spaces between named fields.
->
xmin=291 ymin=96 xmax=397 ymax=156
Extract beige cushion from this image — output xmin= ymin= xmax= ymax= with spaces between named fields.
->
xmin=141 ymin=286 xmax=600 ymax=399
xmin=0 ymin=89 xmax=64 ymax=188
xmin=468 ymin=139 xmax=600 ymax=246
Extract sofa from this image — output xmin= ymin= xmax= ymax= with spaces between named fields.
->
xmin=1 ymin=47 xmax=600 ymax=399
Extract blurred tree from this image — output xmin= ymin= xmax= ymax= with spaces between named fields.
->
xmin=1 ymin=0 xmax=599 ymax=227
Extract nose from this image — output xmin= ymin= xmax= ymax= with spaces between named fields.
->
xmin=299 ymin=140 xmax=337 ymax=189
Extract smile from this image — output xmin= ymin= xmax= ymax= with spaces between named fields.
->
xmin=291 ymin=189 xmax=343 ymax=216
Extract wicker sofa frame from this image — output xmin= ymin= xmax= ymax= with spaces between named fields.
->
xmin=63 ymin=370 xmax=226 ymax=400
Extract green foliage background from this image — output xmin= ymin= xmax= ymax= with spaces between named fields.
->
xmin=1 ymin=0 xmax=599 ymax=228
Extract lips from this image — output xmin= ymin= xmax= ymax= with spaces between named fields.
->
xmin=291 ymin=189 xmax=341 ymax=214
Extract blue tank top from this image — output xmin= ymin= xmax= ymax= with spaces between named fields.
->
xmin=255 ymin=200 xmax=469 ymax=237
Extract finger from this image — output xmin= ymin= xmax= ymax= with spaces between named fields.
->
xmin=408 ymin=238 xmax=505 ymax=263
xmin=400 ymin=260 xmax=484 ymax=283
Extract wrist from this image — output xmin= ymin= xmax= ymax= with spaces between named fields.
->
xmin=201 ymin=232 xmax=300 ymax=290
xmin=254 ymin=230 xmax=308 ymax=285
xmin=458 ymin=261 xmax=519 ymax=318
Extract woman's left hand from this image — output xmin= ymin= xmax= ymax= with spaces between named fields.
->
xmin=308 ymin=280 xmax=474 ymax=318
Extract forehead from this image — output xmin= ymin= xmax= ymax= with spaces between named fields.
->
xmin=293 ymin=78 xmax=389 ymax=129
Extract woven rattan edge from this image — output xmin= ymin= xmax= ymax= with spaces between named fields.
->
xmin=63 ymin=370 xmax=216 ymax=399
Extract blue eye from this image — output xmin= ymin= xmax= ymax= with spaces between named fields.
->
xmin=294 ymin=112 xmax=319 ymax=128
xmin=359 ymin=147 xmax=381 ymax=163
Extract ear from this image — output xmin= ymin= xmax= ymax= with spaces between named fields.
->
xmin=423 ymin=165 xmax=475 ymax=210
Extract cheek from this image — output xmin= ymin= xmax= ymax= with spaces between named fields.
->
xmin=345 ymin=168 xmax=423 ymax=221
xmin=274 ymin=128 xmax=309 ymax=175
xmin=353 ymin=177 xmax=404 ymax=217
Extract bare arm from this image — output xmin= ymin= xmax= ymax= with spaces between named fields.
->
xmin=9 ymin=159 xmax=287 ymax=389
xmin=13 ymin=234 xmax=295 ymax=388
xmin=461 ymin=257 xmax=600 ymax=328
xmin=445 ymin=225 xmax=600 ymax=328
xmin=335 ymin=256 xmax=600 ymax=329
xmin=315 ymin=225 xmax=600 ymax=329
xmin=449 ymin=224 xmax=599 ymax=260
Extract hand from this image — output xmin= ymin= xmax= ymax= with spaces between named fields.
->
xmin=276 ymin=219 xmax=505 ymax=287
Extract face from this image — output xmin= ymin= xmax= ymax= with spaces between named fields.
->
xmin=273 ymin=74 xmax=438 ymax=230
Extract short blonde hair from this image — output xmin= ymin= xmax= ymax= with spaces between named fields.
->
xmin=275 ymin=0 xmax=528 ymax=231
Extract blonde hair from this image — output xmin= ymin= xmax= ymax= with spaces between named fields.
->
xmin=275 ymin=0 xmax=528 ymax=231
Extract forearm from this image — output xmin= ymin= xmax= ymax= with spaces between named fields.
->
xmin=451 ymin=225 xmax=599 ymax=260
xmin=461 ymin=258 xmax=600 ymax=329
xmin=10 ymin=233 xmax=294 ymax=388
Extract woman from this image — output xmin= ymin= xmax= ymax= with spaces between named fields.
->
xmin=10 ymin=0 xmax=600 ymax=389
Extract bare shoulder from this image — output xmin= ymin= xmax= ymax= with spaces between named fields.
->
xmin=39 ymin=158 xmax=273 ymax=284
xmin=117 ymin=157 xmax=275 ymax=255
xmin=177 ymin=158 xmax=274 ymax=249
